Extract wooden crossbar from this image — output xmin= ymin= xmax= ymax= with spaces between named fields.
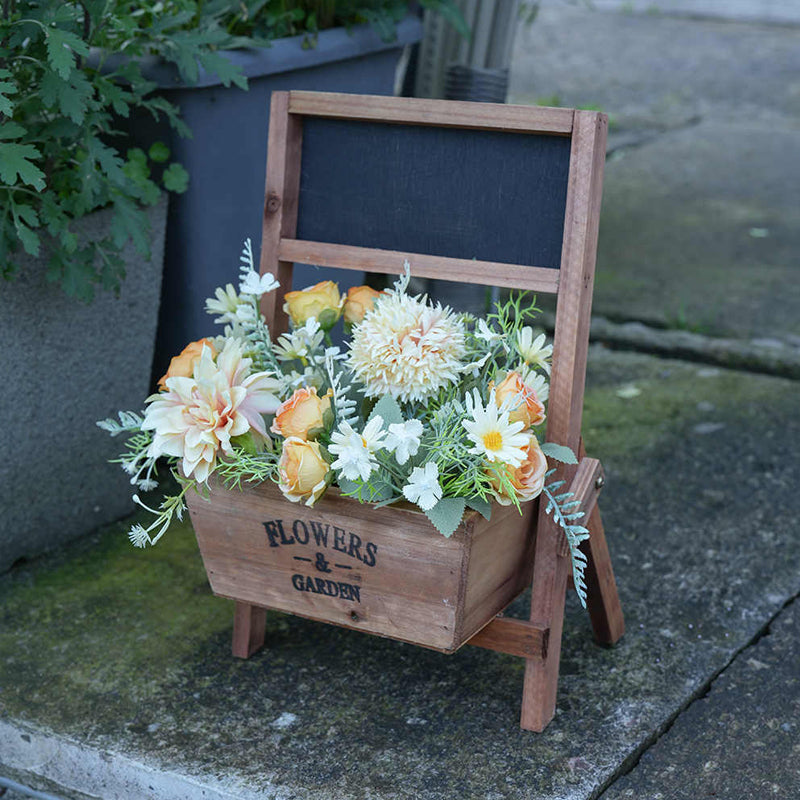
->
xmin=467 ymin=617 xmax=550 ymax=659
xmin=278 ymin=239 xmax=560 ymax=294
xmin=288 ymin=91 xmax=574 ymax=134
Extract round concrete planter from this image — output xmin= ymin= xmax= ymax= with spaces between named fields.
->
xmin=138 ymin=18 xmax=423 ymax=378
xmin=0 ymin=197 xmax=168 ymax=573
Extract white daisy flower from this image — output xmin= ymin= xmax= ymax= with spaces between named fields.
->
xmin=239 ymin=269 xmax=279 ymax=298
xmin=205 ymin=283 xmax=241 ymax=324
xmin=402 ymin=462 xmax=442 ymax=511
xmin=384 ymin=419 xmax=423 ymax=465
xmin=328 ymin=416 xmax=387 ymax=481
xmin=516 ymin=327 xmax=553 ymax=375
xmin=462 ymin=389 xmax=528 ymax=467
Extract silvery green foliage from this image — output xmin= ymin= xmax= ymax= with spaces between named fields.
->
xmin=542 ymin=471 xmax=590 ymax=608
xmin=325 ymin=350 xmax=358 ymax=426
xmin=96 ymin=411 xmax=145 ymax=436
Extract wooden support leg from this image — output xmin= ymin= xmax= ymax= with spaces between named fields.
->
xmin=520 ymin=513 xmax=570 ymax=732
xmin=232 ymin=601 xmax=267 ymax=658
xmin=583 ymin=503 xmax=625 ymax=645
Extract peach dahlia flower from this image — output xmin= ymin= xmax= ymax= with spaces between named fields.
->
xmin=142 ymin=340 xmax=281 ymax=482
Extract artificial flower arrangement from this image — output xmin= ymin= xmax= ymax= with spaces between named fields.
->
xmin=100 ymin=240 xmax=592 ymax=605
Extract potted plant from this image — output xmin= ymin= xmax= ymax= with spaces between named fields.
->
xmin=101 ymin=241 xmax=592 ymax=645
xmin=123 ymin=1 xmax=468 ymax=381
xmin=0 ymin=0 xmax=246 ymax=570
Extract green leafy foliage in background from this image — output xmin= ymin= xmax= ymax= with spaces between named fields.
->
xmin=0 ymin=1 xmax=250 ymax=301
xmin=0 ymin=1 xmax=467 ymax=302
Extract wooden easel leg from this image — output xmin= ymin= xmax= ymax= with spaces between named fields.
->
xmin=520 ymin=518 xmax=570 ymax=732
xmin=583 ymin=504 xmax=625 ymax=645
xmin=232 ymin=601 xmax=267 ymax=658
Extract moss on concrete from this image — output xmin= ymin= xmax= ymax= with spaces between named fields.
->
xmin=2 ymin=349 xmax=800 ymax=799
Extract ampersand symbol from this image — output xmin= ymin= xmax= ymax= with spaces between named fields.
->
xmin=314 ymin=552 xmax=331 ymax=573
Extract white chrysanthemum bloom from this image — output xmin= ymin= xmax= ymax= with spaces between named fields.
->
xmin=205 ymin=283 xmax=241 ymax=324
xmin=348 ymin=290 xmax=466 ymax=403
xmin=239 ymin=269 xmax=279 ymax=298
xmin=402 ymin=462 xmax=442 ymax=511
xmin=142 ymin=340 xmax=282 ymax=482
xmin=462 ymin=389 xmax=528 ymax=467
xmin=516 ymin=327 xmax=553 ymax=375
xmin=384 ymin=419 xmax=423 ymax=465
xmin=328 ymin=415 xmax=386 ymax=481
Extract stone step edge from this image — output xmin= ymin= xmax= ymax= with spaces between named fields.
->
xmin=538 ymin=313 xmax=800 ymax=381
xmin=0 ymin=720 xmax=278 ymax=800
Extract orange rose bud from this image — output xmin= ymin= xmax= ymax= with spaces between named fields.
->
xmin=270 ymin=386 xmax=332 ymax=440
xmin=278 ymin=436 xmax=331 ymax=506
xmin=492 ymin=371 xmax=546 ymax=428
xmin=490 ymin=433 xmax=548 ymax=506
xmin=343 ymin=285 xmax=382 ymax=325
xmin=282 ymin=280 xmax=342 ymax=329
xmin=157 ymin=338 xmax=216 ymax=390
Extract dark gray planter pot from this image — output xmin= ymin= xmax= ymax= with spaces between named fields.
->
xmin=143 ymin=18 xmax=423 ymax=378
xmin=0 ymin=197 xmax=168 ymax=573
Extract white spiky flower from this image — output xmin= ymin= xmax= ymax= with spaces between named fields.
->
xmin=205 ymin=283 xmax=241 ymax=324
xmin=519 ymin=365 xmax=549 ymax=402
xmin=516 ymin=327 xmax=553 ymax=375
xmin=348 ymin=289 xmax=466 ymax=403
xmin=462 ymin=389 xmax=528 ymax=467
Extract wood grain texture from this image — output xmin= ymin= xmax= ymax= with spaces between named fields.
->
xmin=546 ymin=110 xmax=608 ymax=452
xmin=520 ymin=111 xmax=609 ymax=732
xmin=259 ymin=91 xmax=303 ymax=335
xmin=232 ymin=602 xmax=267 ymax=658
xmin=583 ymin=502 xmax=625 ymax=645
xmin=278 ymin=239 xmax=561 ymax=293
xmin=288 ymin=91 xmax=574 ymax=134
xmin=556 ymin=457 xmax=603 ymax=558
xmin=188 ymin=481 xmax=537 ymax=654
xmin=467 ymin=616 xmax=549 ymax=659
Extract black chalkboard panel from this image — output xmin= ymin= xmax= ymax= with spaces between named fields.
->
xmin=296 ymin=117 xmax=570 ymax=270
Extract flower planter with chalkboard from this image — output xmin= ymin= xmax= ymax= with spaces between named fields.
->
xmin=188 ymin=481 xmax=537 ymax=653
xmin=105 ymin=92 xmax=625 ymax=732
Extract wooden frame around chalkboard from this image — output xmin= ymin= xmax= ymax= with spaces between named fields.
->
xmin=236 ymin=91 xmax=625 ymax=732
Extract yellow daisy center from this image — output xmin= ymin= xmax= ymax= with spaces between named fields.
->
xmin=482 ymin=430 xmax=503 ymax=451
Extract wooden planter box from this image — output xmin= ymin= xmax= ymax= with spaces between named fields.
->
xmin=187 ymin=480 xmax=537 ymax=653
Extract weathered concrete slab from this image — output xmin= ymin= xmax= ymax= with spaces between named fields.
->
xmin=2 ymin=349 xmax=799 ymax=799
xmin=595 ymin=120 xmax=800 ymax=340
xmin=509 ymin=5 xmax=800 ymax=342
xmin=576 ymin=0 xmax=800 ymax=26
xmin=602 ymin=598 xmax=800 ymax=799
xmin=510 ymin=4 xmax=800 ymax=124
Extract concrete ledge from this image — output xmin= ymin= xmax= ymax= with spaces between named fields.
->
xmin=2 ymin=349 xmax=800 ymax=799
